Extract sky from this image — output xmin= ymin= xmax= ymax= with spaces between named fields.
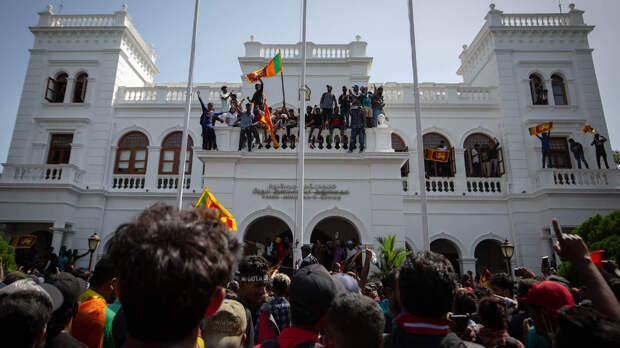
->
xmin=0 ymin=0 xmax=618 ymax=166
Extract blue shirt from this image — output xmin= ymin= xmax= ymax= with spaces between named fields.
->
xmin=540 ymin=136 xmax=550 ymax=150
xmin=239 ymin=111 xmax=252 ymax=129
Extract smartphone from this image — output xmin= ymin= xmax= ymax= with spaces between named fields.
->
xmin=449 ymin=314 xmax=469 ymax=333
xmin=514 ymin=267 xmax=521 ymax=277
xmin=541 ymin=256 xmax=550 ymax=269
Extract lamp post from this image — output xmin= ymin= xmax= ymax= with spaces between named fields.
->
xmin=87 ymin=233 xmax=101 ymax=272
xmin=500 ymin=239 xmax=515 ymax=279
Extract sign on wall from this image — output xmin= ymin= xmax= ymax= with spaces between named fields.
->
xmin=252 ymin=184 xmax=349 ymax=200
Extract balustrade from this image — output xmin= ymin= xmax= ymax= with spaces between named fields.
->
xmin=501 ymin=14 xmax=569 ymax=27
xmin=110 ymin=175 xmax=145 ymax=191
xmin=0 ymin=164 xmax=84 ymax=186
xmin=425 ymin=177 xmax=456 ymax=194
xmin=537 ymin=169 xmax=620 ymax=188
xmin=157 ymin=175 xmax=191 ymax=190
xmin=49 ymin=14 xmax=117 ymax=27
xmin=118 ymin=86 xmax=242 ymax=105
xmin=466 ymin=177 xmax=503 ymax=195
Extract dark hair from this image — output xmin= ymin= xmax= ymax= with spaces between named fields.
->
xmin=107 ymin=204 xmax=240 ymax=343
xmin=381 ymin=270 xmax=396 ymax=289
xmin=72 ymin=267 xmax=92 ymax=282
xmin=238 ymin=255 xmax=269 ymax=279
xmin=0 ymin=290 xmax=53 ymax=348
xmin=46 ymin=274 xmax=80 ymax=339
xmin=89 ymin=256 xmax=117 ymax=288
xmin=490 ymin=272 xmax=514 ymax=296
xmin=555 ymin=305 xmax=620 ymax=348
xmin=397 ymin=251 xmax=456 ymax=318
xmin=478 ymin=296 xmax=507 ymax=330
xmin=272 ymin=274 xmax=290 ymax=297
xmin=454 ymin=289 xmax=478 ymax=316
xmin=474 ymin=286 xmax=493 ymax=300
xmin=326 ymin=292 xmax=385 ymax=348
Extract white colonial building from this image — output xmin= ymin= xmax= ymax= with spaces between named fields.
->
xmin=1 ymin=4 xmax=618 ymax=274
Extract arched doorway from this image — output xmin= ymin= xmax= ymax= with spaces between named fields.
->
xmin=244 ymin=216 xmax=293 ymax=268
xmin=423 ymin=133 xmax=454 ymax=177
xmin=474 ymin=239 xmax=505 ymax=274
xmin=310 ymin=216 xmax=360 ymax=270
xmin=430 ymin=239 xmax=461 ymax=274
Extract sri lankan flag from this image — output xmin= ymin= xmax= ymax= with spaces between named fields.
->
xmin=341 ymin=250 xmax=362 ymax=272
xmin=260 ymin=98 xmax=279 ymax=147
xmin=582 ymin=124 xmax=595 ymax=134
xmin=424 ymin=147 xmax=450 ymax=163
xmin=245 ymin=51 xmax=282 ymax=83
xmin=528 ymin=121 xmax=553 ymax=136
xmin=195 ymin=186 xmax=237 ymax=231
xmin=10 ymin=235 xmax=37 ymax=249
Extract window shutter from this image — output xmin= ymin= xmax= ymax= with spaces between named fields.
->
xmin=498 ymin=147 xmax=506 ymax=176
xmin=45 ymin=77 xmax=56 ymax=102
xmin=450 ymin=147 xmax=456 ymax=176
xmin=79 ymin=78 xmax=88 ymax=102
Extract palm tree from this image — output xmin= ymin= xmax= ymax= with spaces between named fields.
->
xmin=372 ymin=235 xmax=411 ymax=279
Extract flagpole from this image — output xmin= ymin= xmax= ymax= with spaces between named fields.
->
xmin=295 ymin=0 xmax=308 ymax=266
xmin=280 ymin=51 xmax=287 ymax=113
xmin=176 ymin=0 xmax=200 ymax=210
xmin=407 ymin=0 xmax=430 ymax=250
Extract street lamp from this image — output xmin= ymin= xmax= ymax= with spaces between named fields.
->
xmin=500 ymin=239 xmax=515 ymax=279
xmin=87 ymin=233 xmax=101 ymax=272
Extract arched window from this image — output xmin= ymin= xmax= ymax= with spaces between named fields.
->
xmin=73 ymin=73 xmax=88 ymax=103
xmin=423 ymin=133 xmax=455 ymax=177
xmin=45 ymin=72 xmax=68 ymax=103
xmin=115 ymin=132 xmax=149 ymax=174
xmin=159 ymin=132 xmax=193 ymax=174
xmin=391 ymin=133 xmax=408 ymax=152
xmin=463 ymin=133 xmax=504 ymax=177
xmin=529 ymin=74 xmax=548 ymax=105
xmin=551 ymin=74 xmax=567 ymax=105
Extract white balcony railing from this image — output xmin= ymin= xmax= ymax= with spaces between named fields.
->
xmin=537 ymin=169 xmax=620 ymax=189
xmin=382 ymin=84 xmax=497 ymax=105
xmin=0 ymin=164 xmax=85 ymax=187
xmin=425 ymin=177 xmax=456 ymax=194
xmin=110 ymin=175 xmax=146 ymax=191
xmin=500 ymin=13 xmax=570 ymax=27
xmin=254 ymin=43 xmax=355 ymax=59
xmin=117 ymin=85 xmax=243 ymax=105
xmin=157 ymin=175 xmax=191 ymax=191
xmin=466 ymin=177 xmax=504 ymax=195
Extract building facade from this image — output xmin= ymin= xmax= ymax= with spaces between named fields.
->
xmin=1 ymin=4 xmax=618 ymax=274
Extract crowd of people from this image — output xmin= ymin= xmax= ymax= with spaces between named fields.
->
xmin=1 ymin=205 xmax=619 ymax=348
xmin=198 ymin=82 xmax=387 ymax=153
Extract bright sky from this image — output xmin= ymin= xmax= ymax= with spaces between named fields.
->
xmin=1 ymin=0 xmax=618 ymax=166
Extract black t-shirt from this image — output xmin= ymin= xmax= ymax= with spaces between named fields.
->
xmin=45 ymin=332 xmax=88 ymax=348
xmin=312 ymin=113 xmax=322 ymax=126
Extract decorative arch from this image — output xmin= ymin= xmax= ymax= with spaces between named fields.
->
xmin=469 ymin=232 xmax=505 ymax=257
xmin=459 ymin=127 xmax=500 ymax=148
xmin=529 ymin=72 xmax=548 ymax=105
xmin=550 ymin=73 xmax=568 ymax=105
xmin=421 ymin=127 xmax=456 ymax=147
xmin=113 ymin=125 xmax=154 ymax=146
xmin=45 ymin=71 xmax=69 ymax=103
xmin=430 ymin=232 xmax=465 ymax=257
xmin=159 ymin=131 xmax=194 ymax=175
xmin=238 ymin=206 xmax=295 ymax=241
xmin=156 ymin=125 xmax=199 ymax=147
xmin=305 ymin=207 xmax=368 ymax=244
xmin=114 ymin=131 xmax=149 ymax=174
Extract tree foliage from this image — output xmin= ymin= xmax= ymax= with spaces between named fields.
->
xmin=0 ymin=238 xmax=17 ymax=274
xmin=557 ymin=210 xmax=620 ymax=285
xmin=372 ymin=234 xmax=411 ymax=279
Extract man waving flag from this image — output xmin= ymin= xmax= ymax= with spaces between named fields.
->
xmin=259 ymin=98 xmax=279 ymax=148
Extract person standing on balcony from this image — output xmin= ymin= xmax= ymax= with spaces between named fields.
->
xmin=437 ymin=140 xmax=450 ymax=177
xmin=536 ymin=130 xmax=553 ymax=168
xmin=472 ymin=144 xmax=481 ymax=177
xmin=348 ymin=98 xmax=365 ymax=153
xmin=237 ymin=103 xmax=254 ymax=152
xmin=251 ymin=78 xmax=264 ymax=110
xmin=590 ymin=133 xmax=610 ymax=169
xmin=220 ymin=86 xmax=232 ymax=113
xmin=568 ymin=139 xmax=589 ymax=169
xmin=320 ymin=85 xmax=337 ymax=129
xmin=198 ymin=91 xmax=223 ymax=151
xmin=371 ymin=86 xmax=385 ymax=128
xmin=339 ymin=86 xmax=351 ymax=128
xmin=329 ymin=106 xmax=345 ymax=138
xmin=359 ymin=86 xmax=373 ymax=128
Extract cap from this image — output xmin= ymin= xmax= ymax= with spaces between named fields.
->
xmin=203 ymin=299 xmax=247 ymax=347
xmin=518 ymin=280 xmax=575 ymax=314
xmin=352 ymin=84 xmax=360 ymax=89
xmin=326 ymin=84 xmax=332 ymax=88
xmin=332 ymin=273 xmax=360 ymax=293
xmin=0 ymin=278 xmax=64 ymax=312
xmin=47 ymin=272 xmax=87 ymax=311
xmin=289 ymin=264 xmax=340 ymax=324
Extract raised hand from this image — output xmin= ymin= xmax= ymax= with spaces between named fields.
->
xmin=552 ymin=218 xmax=590 ymax=265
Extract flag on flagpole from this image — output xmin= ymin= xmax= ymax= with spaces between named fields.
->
xmin=194 ymin=186 xmax=237 ymax=231
xmin=424 ymin=147 xmax=450 ymax=162
xmin=528 ymin=121 xmax=553 ymax=136
xmin=246 ymin=52 xmax=282 ymax=83
xmin=581 ymin=124 xmax=595 ymax=134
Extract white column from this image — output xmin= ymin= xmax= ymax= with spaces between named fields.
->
xmin=459 ymin=257 xmax=477 ymax=276
xmin=454 ymin=148 xmax=467 ymax=193
xmin=545 ymin=79 xmax=555 ymax=105
xmin=63 ymin=78 xmax=75 ymax=104
xmin=50 ymin=223 xmax=65 ymax=254
xmin=145 ymin=146 xmax=160 ymax=192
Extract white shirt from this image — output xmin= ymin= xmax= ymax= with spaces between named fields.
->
xmin=225 ymin=112 xmax=237 ymax=126
xmin=472 ymin=148 xmax=479 ymax=163
xmin=220 ymin=91 xmax=231 ymax=113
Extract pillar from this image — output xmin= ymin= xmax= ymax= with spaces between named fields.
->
xmin=50 ymin=222 xmax=65 ymax=254
xmin=458 ymin=257 xmax=477 ymax=276
xmin=145 ymin=145 xmax=160 ymax=191
xmin=454 ymin=148 xmax=467 ymax=193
